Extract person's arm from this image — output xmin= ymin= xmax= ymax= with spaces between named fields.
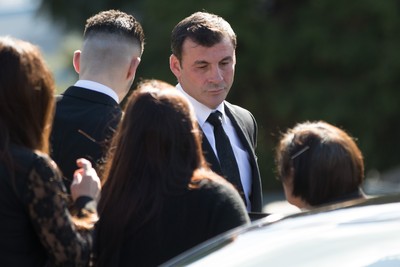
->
xmin=23 ymin=156 xmax=97 ymax=266
xmin=70 ymin=158 xmax=101 ymax=220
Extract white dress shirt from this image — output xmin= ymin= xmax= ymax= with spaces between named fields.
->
xmin=176 ymin=84 xmax=252 ymax=211
xmin=75 ymin=80 xmax=119 ymax=103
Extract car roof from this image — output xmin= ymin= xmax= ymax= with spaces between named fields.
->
xmin=162 ymin=194 xmax=400 ymax=267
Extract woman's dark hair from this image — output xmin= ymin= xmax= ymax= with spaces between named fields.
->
xmin=96 ymin=86 xmax=209 ymax=266
xmin=275 ymin=121 xmax=364 ymax=206
xmin=0 ymin=36 xmax=55 ymax=157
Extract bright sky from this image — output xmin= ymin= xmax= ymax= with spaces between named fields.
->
xmin=0 ymin=0 xmax=59 ymax=51
xmin=0 ymin=0 xmax=76 ymax=88
xmin=0 ymin=0 xmax=39 ymax=10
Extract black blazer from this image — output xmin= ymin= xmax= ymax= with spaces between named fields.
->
xmin=50 ymin=86 xmax=122 ymax=189
xmin=201 ymin=101 xmax=263 ymax=212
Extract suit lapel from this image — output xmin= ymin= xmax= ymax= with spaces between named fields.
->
xmin=224 ymin=103 xmax=255 ymax=160
xmin=224 ymin=103 xmax=263 ymax=212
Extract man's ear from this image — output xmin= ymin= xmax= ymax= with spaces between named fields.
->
xmin=127 ymin=57 xmax=141 ymax=80
xmin=169 ymin=54 xmax=181 ymax=78
xmin=72 ymin=50 xmax=81 ymax=74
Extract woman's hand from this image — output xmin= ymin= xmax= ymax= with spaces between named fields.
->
xmin=70 ymin=158 xmax=101 ymax=202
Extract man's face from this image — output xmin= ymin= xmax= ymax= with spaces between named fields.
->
xmin=170 ymin=37 xmax=236 ymax=109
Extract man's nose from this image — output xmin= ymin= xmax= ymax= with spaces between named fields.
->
xmin=208 ymin=66 xmax=224 ymax=82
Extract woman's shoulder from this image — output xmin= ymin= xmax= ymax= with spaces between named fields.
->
xmin=10 ymin=145 xmax=59 ymax=186
xmin=190 ymin=169 xmax=244 ymax=203
xmin=10 ymin=145 xmax=52 ymax=165
xmin=4 ymin=145 xmax=63 ymax=203
xmin=192 ymin=168 xmax=230 ymax=186
xmin=188 ymin=169 xmax=250 ymax=226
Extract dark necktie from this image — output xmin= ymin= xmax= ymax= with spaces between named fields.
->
xmin=207 ymin=111 xmax=246 ymax=204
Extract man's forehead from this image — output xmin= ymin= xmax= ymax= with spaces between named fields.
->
xmin=183 ymin=36 xmax=234 ymax=49
xmin=182 ymin=38 xmax=234 ymax=56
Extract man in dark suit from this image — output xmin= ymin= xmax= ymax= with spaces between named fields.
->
xmin=169 ymin=11 xmax=263 ymax=212
xmin=51 ymin=10 xmax=145 ymax=190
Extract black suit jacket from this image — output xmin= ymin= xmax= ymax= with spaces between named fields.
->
xmin=50 ymin=86 xmax=122 ymax=190
xmin=201 ymin=101 xmax=263 ymax=212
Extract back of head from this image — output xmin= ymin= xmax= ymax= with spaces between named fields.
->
xmin=171 ymin=11 xmax=237 ymax=62
xmin=84 ymin=9 xmax=145 ymax=54
xmin=0 ymin=36 xmax=55 ymax=154
xmin=96 ymin=85 xmax=207 ymax=266
xmin=135 ymin=78 xmax=175 ymax=91
xmin=101 ymin=86 xmax=205 ymax=196
xmin=276 ymin=121 xmax=364 ymax=207
xmin=80 ymin=10 xmax=145 ymax=78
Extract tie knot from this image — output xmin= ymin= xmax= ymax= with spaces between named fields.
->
xmin=207 ymin=111 xmax=222 ymax=127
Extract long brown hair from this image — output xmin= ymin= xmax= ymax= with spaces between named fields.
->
xmin=0 ymin=36 xmax=55 ymax=159
xmin=0 ymin=36 xmax=98 ymax=232
xmin=96 ymin=86 xmax=210 ymax=266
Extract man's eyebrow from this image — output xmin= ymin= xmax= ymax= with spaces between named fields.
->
xmin=194 ymin=60 xmax=209 ymax=65
xmin=220 ymin=56 xmax=233 ymax=61
xmin=193 ymin=56 xmax=233 ymax=65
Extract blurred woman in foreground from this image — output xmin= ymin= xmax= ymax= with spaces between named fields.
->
xmin=0 ymin=36 xmax=100 ymax=266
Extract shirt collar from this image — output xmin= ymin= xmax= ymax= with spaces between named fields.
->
xmin=176 ymin=83 xmax=226 ymax=127
xmin=75 ymin=80 xmax=119 ymax=103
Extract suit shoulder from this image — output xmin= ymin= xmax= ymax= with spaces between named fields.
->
xmin=224 ymin=101 xmax=258 ymax=144
xmin=224 ymin=101 xmax=257 ymax=124
xmin=225 ymin=101 xmax=254 ymax=116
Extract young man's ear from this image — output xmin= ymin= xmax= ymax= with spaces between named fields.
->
xmin=169 ymin=54 xmax=182 ymax=78
xmin=72 ymin=50 xmax=81 ymax=74
xmin=127 ymin=57 xmax=141 ymax=80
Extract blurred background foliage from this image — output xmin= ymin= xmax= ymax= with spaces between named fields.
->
xmin=39 ymin=0 xmax=400 ymax=192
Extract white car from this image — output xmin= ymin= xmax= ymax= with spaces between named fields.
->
xmin=162 ymin=195 xmax=400 ymax=267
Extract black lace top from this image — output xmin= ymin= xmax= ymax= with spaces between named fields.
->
xmin=0 ymin=145 xmax=94 ymax=266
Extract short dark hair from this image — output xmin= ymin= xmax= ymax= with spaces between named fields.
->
xmin=275 ymin=121 xmax=365 ymax=206
xmin=84 ymin=9 xmax=145 ymax=54
xmin=171 ymin=11 xmax=237 ymax=62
